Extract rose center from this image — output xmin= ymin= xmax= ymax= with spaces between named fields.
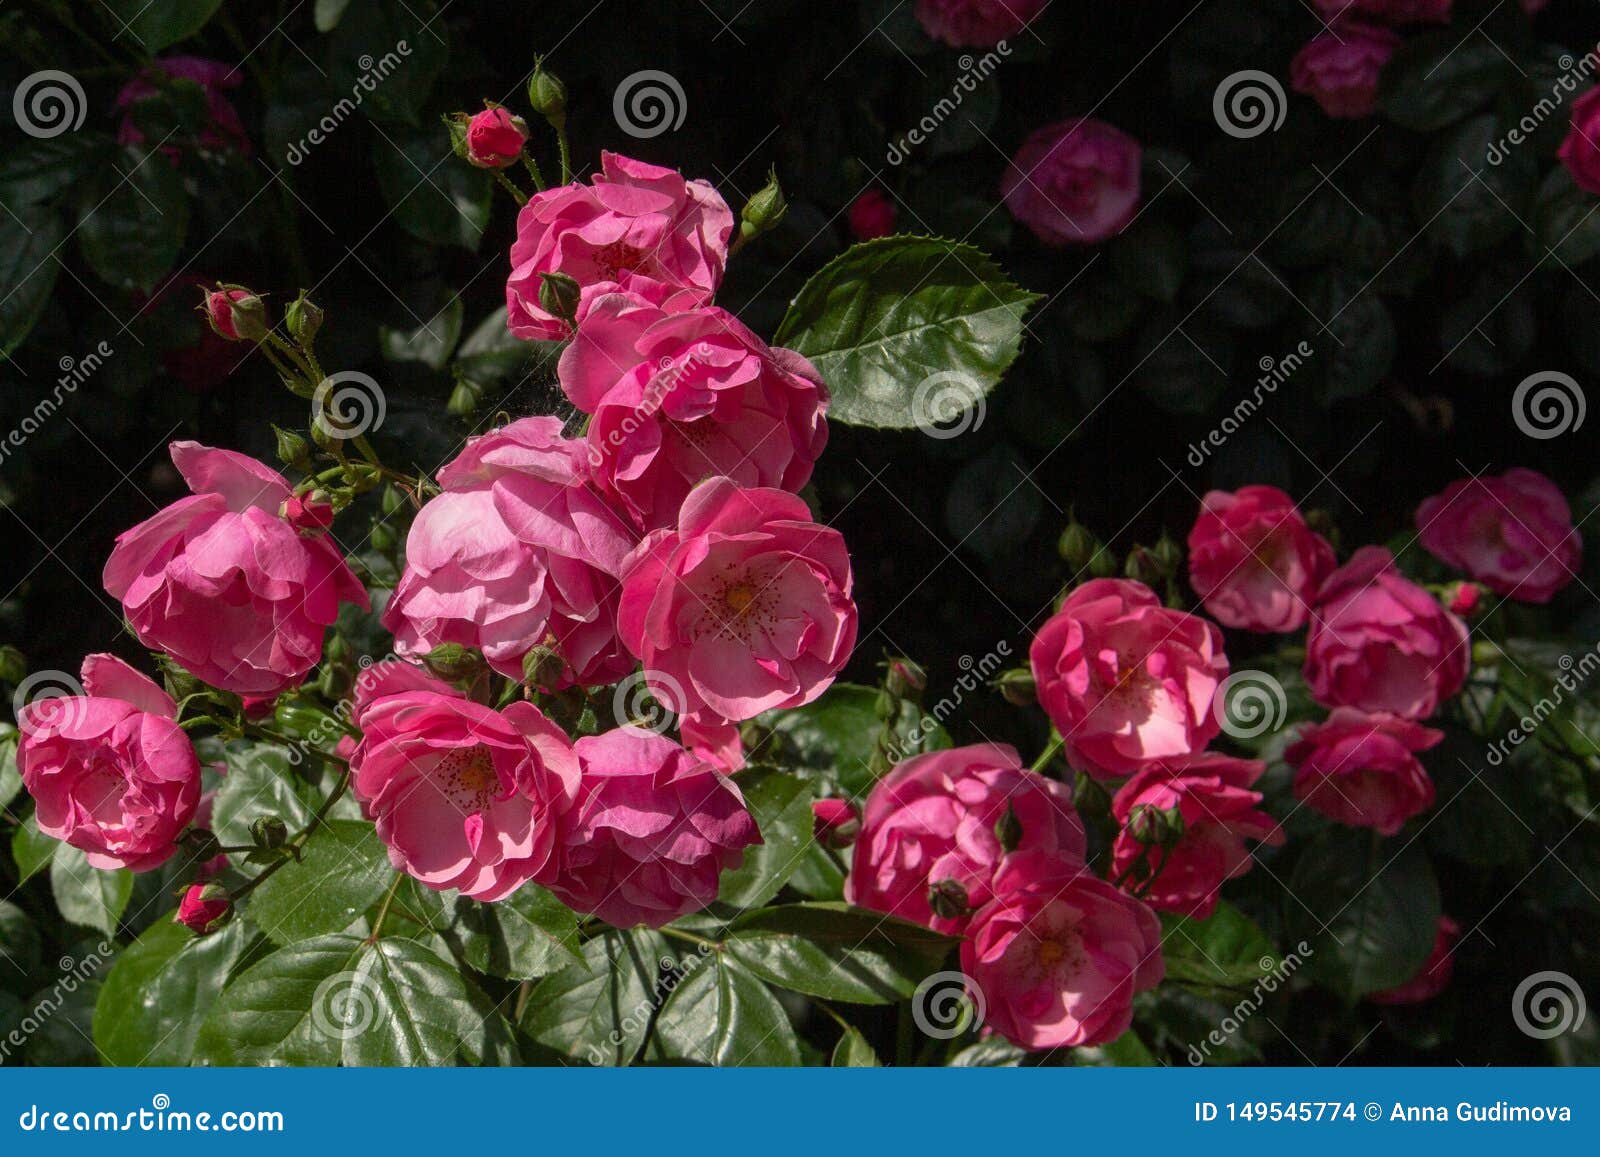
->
xmin=592 ymin=240 xmax=648 ymax=281
xmin=725 ymin=584 xmax=757 ymax=615
xmin=436 ymin=744 xmax=500 ymax=814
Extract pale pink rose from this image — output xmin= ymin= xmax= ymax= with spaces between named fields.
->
xmin=1187 ymin=485 xmax=1336 ymax=633
xmin=464 ymin=107 xmax=528 ymax=169
xmin=115 ymin=56 xmax=250 ymax=156
xmin=18 ymin=654 xmax=201 ymax=872
xmin=962 ymin=851 xmax=1164 ymax=1050
xmin=1002 ymin=119 xmax=1141 ymax=246
xmin=1286 ymin=708 xmax=1443 ymax=835
xmin=557 ymin=294 xmax=828 ymax=530
xmin=1110 ymin=753 xmax=1283 ymax=920
xmin=846 ymin=744 xmax=1086 ymax=933
xmin=1030 ymin=579 xmax=1229 ymax=779
xmin=1291 ymin=24 xmax=1401 ymax=118
xmin=349 ymin=682 xmax=580 ymax=902
xmin=102 ymin=442 xmax=369 ymax=696
xmin=1304 ymin=547 xmax=1469 ymax=719
xmin=383 ymin=417 xmax=637 ymax=686
xmin=617 ymin=477 xmax=857 ymax=723
xmin=1369 ymin=915 xmax=1460 ymax=1004
xmin=1560 ymin=88 xmax=1600 ymax=195
xmin=1312 ymin=0 xmax=1452 ymax=21
xmin=914 ymin=0 xmax=1046 ymax=46
xmin=543 ymin=729 xmax=759 ymax=928
xmin=505 ymin=152 xmax=734 ymax=340
xmin=1416 ymin=469 xmax=1582 ymax=604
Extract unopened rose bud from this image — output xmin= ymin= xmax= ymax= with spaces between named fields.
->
xmin=175 ymin=882 xmax=231 ymax=935
xmin=538 ymin=271 xmax=582 ymax=326
xmin=1123 ymin=544 xmax=1164 ymax=587
xmin=994 ymin=801 xmax=1023 ymax=853
xmin=251 ymin=816 xmax=289 ymax=849
xmin=0 ymin=645 xmax=25 ymax=686
xmin=994 ymin=667 xmax=1036 ymax=706
xmin=927 ymin=878 xmax=971 ymax=922
xmin=202 ymin=287 xmax=268 ymax=342
xmin=180 ymin=827 xmax=223 ymax=866
xmin=448 ymin=378 xmax=483 ymax=417
xmin=1087 ymin=544 xmax=1119 ymax=579
xmin=423 ymin=643 xmax=486 ymax=682
xmin=272 ymin=425 xmax=311 ymax=471
xmin=740 ymin=168 xmax=788 ymax=241
xmin=285 ymin=293 xmax=324 ymax=344
xmin=812 ymin=798 xmax=861 ymax=849
xmin=1447 ymin=581 xmax=1484 ymax=617
xmin=1152 ymin=531 xmax=1183 ymax=576
xmin=521 ymin=644 xmax=566 ymax=692
xmin=281 ymin=490 xmax=335 ymax=535
xmin=527 ymin=60 xmax=567 ymax=126
xmin=884 ymin=657 xmax=926 ymax=699
xmin=1126 ymin=802 xmax=1186 ymax=848
xmin=463 ymin=105 xmax=529 ymax=169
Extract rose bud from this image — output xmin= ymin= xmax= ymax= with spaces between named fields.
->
xmin=1447 ymin=582 xmax=1484 ymax=617
xmin=847 ymin=190 xmax=897 ymax=241
xmin=463 ymin=106 xmax=529 ymax=169
xmin=202 ymin=287 xmax=267 ymax=341
xmin=812 ymin=797 xmax=861 ymax=848
xmin=175 ymin=883 xmax=231 ymax=935
xmin=281 ymin=489 xmax=335 ymax=534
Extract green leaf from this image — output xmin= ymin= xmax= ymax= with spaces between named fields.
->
xmin=722 ymin=902 xmax=955 ymax=1004
xmin=454 ymin=306 xmax=545 ymax=388
xmin=328 ymin=3 xmax=447 ymax=126
xmin=98 ymin=0 xmax=226 ymax=52
xmin=247 ymin=821 xmax=394 ymax=946
xmin=195 ymin=933 xmax=492 ymax=1065
xmin=0 ymin=136 xmax=104 ymax=205
xmin=1380 ymin=31 xmax=1508 ymax=132
xmin=1111 ymin=218 xmax=1187 ymax=304
xmin=717 ymin=770 xmax=813 ymax=909
xmin=651 ymin=952 xmax=800 ymax=1066
xmin=948 ymin=1036 xmax=1026 ymax=1065
xmin=12 ymin=813 xmax=56 ymax=882
xmin=212 ymin=744 xmax=318 ymax=847
xmin=831 ymin=1024 xmax=882 ymax=1066
xmin=22 ymin=976 xmax=101 ymax=1065
xmin=1160 ymin=901 xmax=1279 ymax=990
xmin=0 ymin=736 xmax=21 ymax=811
xmin=1075 ymin=1028 xmax=1158 ymax=1066
xmin=774 ymin=236 xmax=1040 ymax=429
xmin=380 ymin=298 xmax=463 ymax=370
xmin=457 ymin=884 xmax=584 ymax=980
xmin=372 ymin=124 xmax=491 ymax=251
xmin=1534 ymin=168 xmax=1600 ymax=268
xmin=94 ymin=919 xmax=255 ymax=1066
xmin=1412 ymin=116 xmax=1533 ymax=259
xmin=0 ymin=203 xmax=63 ymax=355
xmin=75 ymin=146 xmax=189 ymax=292
xmin=51 ymin=844 xmax=133 ymax=936
xmin=521 ymin=929 xmax=666 ymax=1065
xmin=761 ymin=682 xmax=949 ymax=798
xmin=1308 ymin=271 xmax=1395 ymax=404
xmin=0 ymin=899 xmax=42 ymax=978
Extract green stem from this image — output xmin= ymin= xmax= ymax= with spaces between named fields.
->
xmin=658 ymin=925 xmax=720 ymax=951
xmin=520 ymin=152 xmax=546 ymax=192
xmin=367 ymin=874 xmax=405 ymax=941
xmin=491 ymin=169 xmax=528 ymax=205
xmin=1030 ymin=731 xmax=1066 ymax=774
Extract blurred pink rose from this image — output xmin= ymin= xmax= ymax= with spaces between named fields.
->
xmin=102 ymin=442 xmax=369 ymax=696
xmin=1030 ymin=579 xmax=1229 ymax=779
xmin=1312 ymin=0 xmax=1452 ymax=21
xmin=1187 ymin=485 xmax=1336 ymax=633
xmin=1304 ymin=547 xmax=1469 ymax=719
xmin=115 ymin=56 xmax=250 ymax=157
xmin=464 ymin=107 xmax=528 ymax=168
xmin=383 ymin=417 xmax=637 ymax=686
xmin=1559 ymin=88 xmax=1600 ymax=195
xmin=1002 ymin=119 xmax=1141 ymax=245
xmin=544 ymin=729 xmax=758 ymax=927
xmin=1369 ymin=915 xmax=1460 ymax=1004
xmin=617 ymin=477 xmax=857 ymax=723
xmin=1286 ymin=708 xmax=1442 ymax=835
xmin=1416 ymin=469 xmax=1582 ymax=604
xmin=557 ymin=294 xmax=828 ymax=530
xmin=349 ymin=681 xmax=580 ymax=902
xmin=506 ymin=152 xmax=734 ymax=340
xmin=18 ymin=654 xmax=201 ymax=872
xmin=962 ymin=851 xmax=1165 ymax=1050
xmin=1291 ymin=24 xmax=1400 ymax=118
xmin=845 ymin=743 xmax=1086 ymax=932
xmin=1110 ymin=753 xmax=1283 ymax=919
xmin=914 ymin=0 xmax=1044 ymax=46
xmin=846 ymin=190 xmax=897 ymax=240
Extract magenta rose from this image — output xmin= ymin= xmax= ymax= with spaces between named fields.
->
xmin=1187 ymin=485 xmax=1336 ymax=633
xmin=1291 ymin=24 xmax=1400 ymax=118
xmin=1560 ymin=88 xmax=1600 ymax=195
xmin=1416 ymin=469 xmax=1582 ymax=604
xmin=1286 ymin=708 xmax=1443 ymax=835
xmin=617 ymin=477 xmax=857 ymax=724
xmin=115 ymin=56 xmax=250 ymax=157
xmin=847 ymin=190 xmax=897 ymax=240
xmin=557 ymin=294 xmax=828 ymax=530
xmin=845 ymin=744 xmax=1086 ymax=932
xmin=962 ymin=851 xmax=1165 ymax=1050
xmin=1312 ymin=0 xmax=1453 ymax=20
xmin=1030 ymin=579 xmax=1229 ymax=779
xmin=1001 ymin=119 xmax=1141 ymax=246
xmin=102 ymin=442 xmax=369 ymax=696
xmin=349 ymin=678 xmax=580 ymax=902
xmin=18 ymin=654 xmax=201 ymax=872
xmin=1304 ymin=547 xmax=1469 ymax=719
xmin=914 ymin=0 xmax=1045 ymax=46
xmin=505 ymin=152 xmax=734 ymax=340
xmin=383 ymin=417 xmax=637 ymax=686
xmin=1109 ymin=753 xmax=1283 ymax=919
xmin=464 ymin=106 xmax=528 ymax=169
xmin=1369 ymin=916 xmax=1460 ymax=1004
xmin=543 ymin=729 xmax=759 ymax=928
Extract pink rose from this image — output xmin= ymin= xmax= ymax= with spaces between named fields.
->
xmin=18 ymin=654 xmax=201 ymax=872
xmin=1559 ymin=88 xmax=1600 ymax=195
xmin=846 ymin=744 xmax=1086 ymax=932
xmin=115 ymin=56 xmax=250 ymax=157
xmin=1001 ymin=119 xmax=1141 ymax=246
xmin=1416 ymin=469 xmax=1582 ymax=604
xmin=557 ymin=294 xmax=828 ymax=530
xmin=1291 ymin=24 xmax=1401 ymax=118
xmin=914 ymin=0 xmax=1045 ymax=46
xmin=1304 ymin=547 xmax=1469 ymax=719
xmin=464 ymin=107 xmax=528 ymax=169
xmin=1030 ymin=579 xmax=1229 ymax=779
xmin=349 ymin=679 xmax=580 ymax=902
xmin=846 ymin=190 xmax=897 ymax=240
xmin=543 ymin=729 xmax=759 ymax=928
xmin=203 ymin=288 xmax=255 ymax=341
xmin=175 ymin=883 xmax=230 ymax=934
xmin=1285 ymin=708 xmax=1443 ymax=835
xmin=102 ymin=442 xmax=369 ymax=696
xmin=505 ymin=152 xmax=734 ymax=341
xmin=1110 ymin=753 xmax=1283 ymax=919
xmin=1369 ymin=915 xmax=1460 ymax=1004
xmin=1187 ymin=485 xmax=1336 ymax=633
xmin=617 ymin=477 xmax=858 ymax=723
xmin=383 ymin=417 xmax=637 ymax=686
xmin=962 ymin=851 xmax=1164 ymax=1050
xmin=1312 ymin=0 xmax=1452 ymax=21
